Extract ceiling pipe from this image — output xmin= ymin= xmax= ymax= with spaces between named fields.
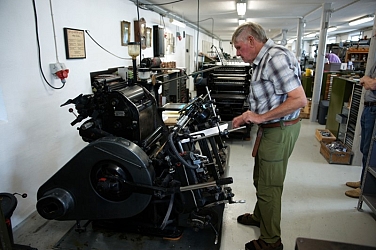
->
xmin=129 ymin=0 xmax=221 ymax=41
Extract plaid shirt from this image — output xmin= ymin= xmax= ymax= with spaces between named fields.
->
xmin=248 ymin=39 xmax=302 ymax=124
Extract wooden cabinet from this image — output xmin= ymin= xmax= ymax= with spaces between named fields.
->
xmin=325 ymin=77 xmax=353 ymax=138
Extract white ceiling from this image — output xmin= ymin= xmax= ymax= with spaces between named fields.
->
xmin=133 ymin=0 xmax=376 ymax=42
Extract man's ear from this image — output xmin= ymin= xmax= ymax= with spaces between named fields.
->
xmin=248 ymin=36 xmax=254 ymax=47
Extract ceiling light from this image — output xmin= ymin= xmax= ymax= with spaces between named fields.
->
xmin=169 ymin=18 xmax=186 ymax=28
xmin=237 ymin=0 xmax=247 ymax=16
xmin=327 ymin=26 xmax=337 ymax=32
xmin=305 ymin=33 xmax=316 ymax=38
xmin=239 ymin=18 xmax=246 ymax=26
xmin=349 ymin=15 xmax=374 ymax=26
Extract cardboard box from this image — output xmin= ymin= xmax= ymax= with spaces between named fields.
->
xmin=299 ymin=111 xmax=310 ymax=119
xmin=315 ymin=129 xmax=336 ymax=143
xmin=320 ymin=141 xmax=353 ymax=165
xmin=303 ymin=99 xmax=312 ymax=114
xmin=324 ymin=63 xmax=341 ymax=71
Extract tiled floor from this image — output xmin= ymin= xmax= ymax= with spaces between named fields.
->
xmin=12 ymin=119 xmax=376 ymax=249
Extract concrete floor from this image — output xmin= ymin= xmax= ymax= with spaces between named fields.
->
xmin=11 ymin=119 xmax=376 ymax=249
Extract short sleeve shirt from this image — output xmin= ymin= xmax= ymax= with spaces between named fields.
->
xmin=248 ymin=39 xmax=302 ymax=123
xmin=364 ymin=62 xmax=376 ymax=102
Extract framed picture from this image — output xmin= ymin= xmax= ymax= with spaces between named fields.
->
xmin=121 ymin=21 xmax=130 ymax=46
xmin=134 ymin=18 xmax=147 ymax=50
xmin=146 ymin=27 xmax=152 ymax=48
xmin=63 ymin=28 xmax=86 ymax=59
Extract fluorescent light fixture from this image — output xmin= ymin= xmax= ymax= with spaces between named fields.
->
xmin=169 ymin=18 xmax=186 ymax=28
xmin=239 ymin=18 xmax=246 ymax=25
xmin=349 ymin=15 xmax=374 ymax=26
xmin=327 ymin=26 xmax=337 ymax=32
xmin=237 ymin=0 xmax=247 ymax=16
xmin=305 ymin=33 xmax=316 ymax=38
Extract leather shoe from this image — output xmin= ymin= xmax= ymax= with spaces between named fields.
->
xmin=237 ymin=213 xmax=260 ymax=227
xmin=245 ymin=238 xmax=283 ymax=250
xmin=346 ymin=181 xmax=360 ymax=188
xmin=345 ymin=187 xmax=361 ymax=198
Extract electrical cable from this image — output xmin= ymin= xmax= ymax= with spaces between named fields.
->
xmin=49 ymin=0 xmax=59 ymax=63
xmin=84 ymin=30 xmax=132 ymax=60
xmin=160 ymin=193 xmax=175 ymax=230
xmin=138 ymin=0 xmax=183 ymax=6
xmin=32 ymin=0 xmax=64 ymax=90
xmin=168 ymin=132 xmax=198 ymax=169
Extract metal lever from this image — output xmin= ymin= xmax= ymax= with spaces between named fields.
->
xmin=231 ymin=199 xmax=246 ymax=203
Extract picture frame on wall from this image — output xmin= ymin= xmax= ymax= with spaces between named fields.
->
xmin=146 ymin=27 xmax=152 ymax=48
xmin=121 ymin=21 xmax=130 ymax=46
xmin=134 ymin=18 xmax=147 ymax=50
xmin=63 ymin=28 xmax=86 ymax=59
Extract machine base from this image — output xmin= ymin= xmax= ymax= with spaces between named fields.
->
xmin=54 ymin=221 xmax=221 ymax=250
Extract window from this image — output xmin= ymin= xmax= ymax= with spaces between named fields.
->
xmin=327 ymin=37 xmax=336 ymax=44
xmin=349 ymin=32 xmax=362 ymax=42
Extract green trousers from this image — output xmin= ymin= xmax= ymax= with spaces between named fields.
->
xmin=252 ymin=121 xmax=301 ymax=243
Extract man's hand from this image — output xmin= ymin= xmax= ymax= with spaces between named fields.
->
xmin=242 ymin=110 xmax=264 ymax=124
xmin=360 ymin=75 xmax=376 ymax=90
xmin=232 ymin=115 xmax=245 ymax=128
xmin=233 ymin=110 xmax=264 ymax=128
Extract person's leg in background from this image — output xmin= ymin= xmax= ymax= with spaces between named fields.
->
xmin=346 ymin=106 xmax=376 ymax=198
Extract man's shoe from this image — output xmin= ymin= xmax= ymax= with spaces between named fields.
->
xmin=345 ymin=187 xmax=361 ymax=198
xmin=245 ymin=238 xmax=283 ymax=250
xmin=237 ymin=213 xmax=260 ymax=227
xmin=346 ymin=181 xmax=360 ymax=188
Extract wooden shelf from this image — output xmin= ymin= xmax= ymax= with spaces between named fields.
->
xmin=345 ymin=48 xmax=369 ymax=63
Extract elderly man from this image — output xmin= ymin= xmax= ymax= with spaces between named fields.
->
xmin=231 ymin=22 xmax=307 ymax=250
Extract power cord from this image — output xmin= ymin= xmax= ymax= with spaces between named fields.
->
xmin=32 ymin=0 xmax=65 ymax=90
xmin=84 ymin=30 xmax=132 ymax=60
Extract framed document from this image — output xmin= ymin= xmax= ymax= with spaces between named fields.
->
xmin=146 ymin=27 xmax=152 ymax=48
xmin=63 ymin=28 xmax=86 ymax=59
xmin=121 ymin=21 xmax=130 ymax=46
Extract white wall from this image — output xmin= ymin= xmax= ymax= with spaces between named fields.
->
xmin=0 ymin=0 xmax=217 ymax=228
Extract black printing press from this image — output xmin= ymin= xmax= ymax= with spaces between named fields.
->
xmin=36 ymin=77 xmax=237 ymax=245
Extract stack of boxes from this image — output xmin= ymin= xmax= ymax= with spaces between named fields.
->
xmin=315 ymin=128 xmax=353 ymax=165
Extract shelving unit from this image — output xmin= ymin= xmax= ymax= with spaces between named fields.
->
xmin=325 ymin=77 xmax=363 ymax=166
xmin=345 ymin=48 xmax=369 ymax=71
xmin=357 ymin=120 xmax=376 ymax=216
xmin=344 ymin=84 xmax=362 ymax=149
xmin=322 ymin=71 xmax=340 ymax=100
